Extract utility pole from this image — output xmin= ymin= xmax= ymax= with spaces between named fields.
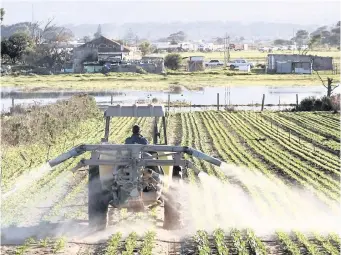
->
xmin=227 ymin=35 xmax=230 ymax=62
xmin=223 ymin=34 xmax=227 ymax=68
xmin=223 ymin=33 xmax=230 ymax=67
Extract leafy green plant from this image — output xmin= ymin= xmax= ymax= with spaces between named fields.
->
xmin=213 ymin=228 xmax=228 ymax=255
xmin=122 ymin=232 xmax=138 ymax=255
xmin=140 ymin=231 xmax=156 ymax=255
xmin=105 ymin=232 xmax=122 ymax=255
xmin=52 ymin=237 xmax=66 ymax=253
xmin=194 ymin=230 xmax=211 ymax=255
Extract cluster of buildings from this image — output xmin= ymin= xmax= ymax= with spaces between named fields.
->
xmin=51 ymin=35 xmax=334 ymax=75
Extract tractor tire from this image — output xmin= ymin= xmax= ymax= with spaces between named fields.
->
xmin=230 ymin=65 xmax=235 ymax=70
xmin=88 ymin=166 xmax=109 ymax=231
xmin=163 ymin=166 xmax=183 ymax=230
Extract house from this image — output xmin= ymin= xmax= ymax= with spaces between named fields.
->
xmin=73 ymin=36 xmax=130 ymax=73
xmin=267 ymin=54 xmax=333 ymax=74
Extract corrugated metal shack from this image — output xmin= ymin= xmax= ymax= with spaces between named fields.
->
xmin=267 ymin=54 xmax=333 ymax=74
xmin=187 ymin=56 xmax=205 ymax=72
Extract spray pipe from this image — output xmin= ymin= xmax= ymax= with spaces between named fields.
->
xmin=48 ymin=144 xmax=222 ymax=169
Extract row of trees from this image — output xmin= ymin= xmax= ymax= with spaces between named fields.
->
xmin=273 ymin=21 xmax=340 ymax=49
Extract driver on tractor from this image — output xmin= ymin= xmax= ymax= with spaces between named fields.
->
xmin=125 ymin=125 xmax=149 ymax=145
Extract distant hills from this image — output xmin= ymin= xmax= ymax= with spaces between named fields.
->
xmin=64 ymin=21 xmax=318 ymax=41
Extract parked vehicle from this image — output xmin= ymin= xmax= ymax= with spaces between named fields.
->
xmin=229 ymin=44 xmax=248 ymax=51
xmin=228 ymin=59 xmax=254 ymax=69
xmin=205 ymin=59 xmax=224 ymax=67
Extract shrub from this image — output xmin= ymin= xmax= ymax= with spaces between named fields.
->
xmin=299 ymin=96 xmax=315 ymax=111
xmin=331 ymin=94 xmax=340 ymax=112
xmin=313 ymin=98 xmax=322 ymax=110
xmin=298 ymin=95 xmax=336 ymax=111
xmin=164 ymin=53 xmax=182 ymax=70
xmin=1 ymin=95 xmax=101 ymax=146
xmin=321 ymin=96 xmax=333 ymax=111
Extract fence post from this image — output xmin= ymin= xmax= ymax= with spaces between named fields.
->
xmin=296 ymin=94 xmax=298 ymax=110
xmin=217 ymin=93 xmax=220 ymax=111
xmin=111 ymin=94 xmax=113 ymax=105
xmin=168 ymin=94 xmax=170 ymax=113
xmin=261 ymin=94 xmax=265 ymax=111
xmin=10 ymin=97 xmax=15 ymax=114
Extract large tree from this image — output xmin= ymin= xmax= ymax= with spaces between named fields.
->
xmin=309 ymin=22 xmax=340 ymax=47
xmin=139 ymin=41 xmax=152 ymax=56
xmin=294 ymin=29 xmax=309 ymax=47
xmin=167 ymin=31 xmax=186 ymax=43
xmin=1 ymin=32 xmax=33 ymax=63
xmin=0 ymin=8 xmax=5 ymax=23
xmin=33 ymin=44 xmax=72 ymax=70
xmin=273 ymin=39 xmax=291 ymax=45
xmin=94 ymin=24 xmax=102 ymax=39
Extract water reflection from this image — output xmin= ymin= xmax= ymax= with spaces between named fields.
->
xmin=1 ymin=85 xmax=336 ymax=113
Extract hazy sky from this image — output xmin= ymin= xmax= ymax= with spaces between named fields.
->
xmin=1 ymin=0 xmax=340 ymax=26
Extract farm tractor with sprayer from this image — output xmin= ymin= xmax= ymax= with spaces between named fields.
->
xmin=47 ymin=104 xmax=222 ymax=231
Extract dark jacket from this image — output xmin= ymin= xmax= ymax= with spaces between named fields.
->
xmin=124 ymin=134 xmax=148 ymax=145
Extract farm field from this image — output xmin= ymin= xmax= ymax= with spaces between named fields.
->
xmin=1 ymin=110 xmax=340 ymax=254
xmin=1 ymin=71 xmax=340 ymax=92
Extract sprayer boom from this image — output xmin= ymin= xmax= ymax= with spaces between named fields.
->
xmin=48 ymin=144 xmax=221 ymax=169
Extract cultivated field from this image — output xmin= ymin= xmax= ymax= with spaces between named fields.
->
xmin=1 ymin=110 xmax=340 ymax=254
xmin=1 ymin=71 xmax=340 ymax=92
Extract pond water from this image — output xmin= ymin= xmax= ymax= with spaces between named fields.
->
xmin=1 ymin=85 xmax=339 ymax=113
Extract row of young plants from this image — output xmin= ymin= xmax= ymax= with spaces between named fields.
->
xmin=236 ymin=112 xmax=340 ymax=177
xmin=198 ymin=111 xmax=300 ymax=255
xmin=198 ymin=111 xmax=270 ymax=211
xmin=215 ymin=112 xmax=339 ymax=254
xmin=202 ymin=111 xmax=303 ymax=215
xmin=314 ymin=233 xmax=340 ymax=255
xmin=288 ymin=112 xmax=340 ymax=130
xmin=266 ymin=113 xmax=339 ymax=152
xmin=278 ymin=113 xmax=339 ymax=141
xmin=233 ymin=111 xmax=340 ymax=193
xmin=220 ymin=112 xmax=339 ymax=205
xmin=185 ymin=112 xmax=278 ymax=255
xmin=317 ymin=112 xmax=340 ymax=122
xmin=104 ymin=231 xmax=156 ymax=255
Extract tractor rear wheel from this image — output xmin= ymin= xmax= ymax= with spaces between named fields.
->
xmin=88 ymin=166 xmax=109 ymax=231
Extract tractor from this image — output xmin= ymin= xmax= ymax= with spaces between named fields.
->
xmin=48 ymin=104 xmax=222 ymax=230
